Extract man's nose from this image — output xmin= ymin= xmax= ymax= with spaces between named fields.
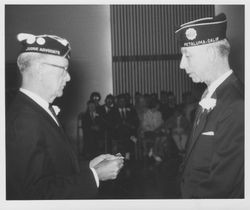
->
xmin=179 ymin=55 xmax=186 ymax=69
xmin=65 ymin=71 xmax=71 ymax=82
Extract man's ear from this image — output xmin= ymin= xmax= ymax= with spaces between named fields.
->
xmin=207 ymin=45 xmax=217 ymax=62
xmin=35 ymin=63 xmax=44 ymax=81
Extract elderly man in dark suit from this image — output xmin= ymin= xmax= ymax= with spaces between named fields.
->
xmin=6 ymin=33 xmax=124 ymax=199
xmin=175 ymin=13 xmax=244 ymax=198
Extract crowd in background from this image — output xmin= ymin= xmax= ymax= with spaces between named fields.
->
xmin=78 ymin=90 xmax=201 ymax=197
xmin=79 ymin=90 xmax=199 ymax=165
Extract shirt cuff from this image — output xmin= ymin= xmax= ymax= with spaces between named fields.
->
xmin=90 ymin=167 xmax=100 ymax=188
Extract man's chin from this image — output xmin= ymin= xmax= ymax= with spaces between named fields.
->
xmin=190 ymin=77 xmax=202 ymax=83
xmin=56 ymin=91 xmax=64 ymax=98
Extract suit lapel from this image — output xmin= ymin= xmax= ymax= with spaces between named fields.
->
xmin=18 ymin=92 xmax=66 ymax=135
xmin=17 ymin=92 xmax=80 ymax=170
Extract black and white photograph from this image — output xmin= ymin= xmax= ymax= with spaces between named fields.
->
xmin=1 ymin=1 xmax=249 ymax=209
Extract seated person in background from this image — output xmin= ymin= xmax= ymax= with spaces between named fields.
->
xmin=134 ymin=94 xmax=148 ymax=124
xmin=165 ymin=107 xmax=191 ymax=156
xmin=139 ymin=97 xmax=164 ymax=159
xmin=179 ymin=91 xmax=198 ymax=125
xmin=150 ymin=108 xmax=187 ymax=166
xmin=110 ymin=94 xmax=139 ymax=159
xmin=159 ymin=91 xmax=177 ymax=121
xmin=81 ymin=100 xmax=104 ymax=159
xmin=124 ymin=92 xmax=134 ymax=109
xmin=166 ymin=91 xmax=177 ymax=120
xmin=134 ymin=91 xmax=142 ymax=106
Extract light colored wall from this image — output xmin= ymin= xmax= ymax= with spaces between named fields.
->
xmin=5 ymin=5 xmax=113 ymax=141
xmin=215 ymin=5 xmax=245 ymax=83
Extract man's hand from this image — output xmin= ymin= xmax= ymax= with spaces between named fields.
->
xmin=90 ymin=154 xmax=124 ymax=181
xmin=89 ymin=154 xmax=114 ymax=168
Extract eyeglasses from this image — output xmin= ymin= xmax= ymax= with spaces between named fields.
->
xmin=42 ymin=62 xmax=68 ymax=72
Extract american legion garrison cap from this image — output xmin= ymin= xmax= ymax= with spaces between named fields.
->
xmin=175 ymin=13 xmax=227 ymax=47
xmin=17 ymin=33 xmax=71 ymax=59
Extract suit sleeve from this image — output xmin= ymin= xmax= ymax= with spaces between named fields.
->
xmin=193 ymin=100 xmax=244 ymax=198
xmin=6 ymin=113 xmax=98 ymax=199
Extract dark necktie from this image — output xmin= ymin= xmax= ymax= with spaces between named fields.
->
xmin=48 ymin=104 xmax=61 ymax=126
xmin=192 ymin=89 xmax=209 ymax=131
xmin=123 ymin=109 xmax=126 ymax=119
xmin=185 ymin=89 xmax=210 ymax=157
xmin=193 ymin=105 xmax=203 ymax=129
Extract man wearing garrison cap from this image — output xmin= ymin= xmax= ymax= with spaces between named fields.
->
xmin=6 ymin=33 xmax=124 ymax=199
xmin=175 ymin=13 xmax=244 ymax=198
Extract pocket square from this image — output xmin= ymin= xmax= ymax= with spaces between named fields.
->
xmin=202 ymin=131 xmax=214 ymax=136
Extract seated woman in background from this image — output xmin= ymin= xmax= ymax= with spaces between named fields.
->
xmin=164 ymin=107 xmax=191 ymax=157
xmin=139 ymin=97 xmax=164 ymax=161
xmin=134 ymin=94 xmax=148 ymax=123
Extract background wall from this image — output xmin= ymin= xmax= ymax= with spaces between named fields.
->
xmin=5 ymin=5 xmax=113 ymax=142
xmin=215 ymin=5 xmax=244 ymax=83
xmin=110 ymin=5 xmax=214 ymax=104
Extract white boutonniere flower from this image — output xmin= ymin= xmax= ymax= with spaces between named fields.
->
xmin=199 ymin=98 xmax=217 ymax=112
xmin=52 ymin=105 xmax=61 ymax=115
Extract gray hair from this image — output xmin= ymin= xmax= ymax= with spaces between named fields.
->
xmin=210 ymin=39 xmax=231 ymax=57
xmin=17 ymin=52 xmax=46 ymax=72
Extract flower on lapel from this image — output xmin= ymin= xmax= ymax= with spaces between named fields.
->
xmin=199 ymin=98 xmax=217 ymax=112
xmin=52 ymin=105 xmax=61 ymax=115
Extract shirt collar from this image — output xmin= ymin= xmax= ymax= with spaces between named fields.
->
xmin=206 ymin=70 xmax=233 ymax=98
xmin=20 ymin=88 xmax=49 ymax=110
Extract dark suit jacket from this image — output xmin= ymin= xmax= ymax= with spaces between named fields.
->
xmin=97 ymin=105 xmax=115 ymax=129
xmin=180 ymin=73 xmax=244 ymax=198
xmin=110 ymin=107 xmax=139 ymax=139
xmin=6 ymin=92 xmax=98 ymax=199
xmin=81 ymin=111 xmax=102 ymax=131
xmin=80 ymin=111 xmax=104 ymax=159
